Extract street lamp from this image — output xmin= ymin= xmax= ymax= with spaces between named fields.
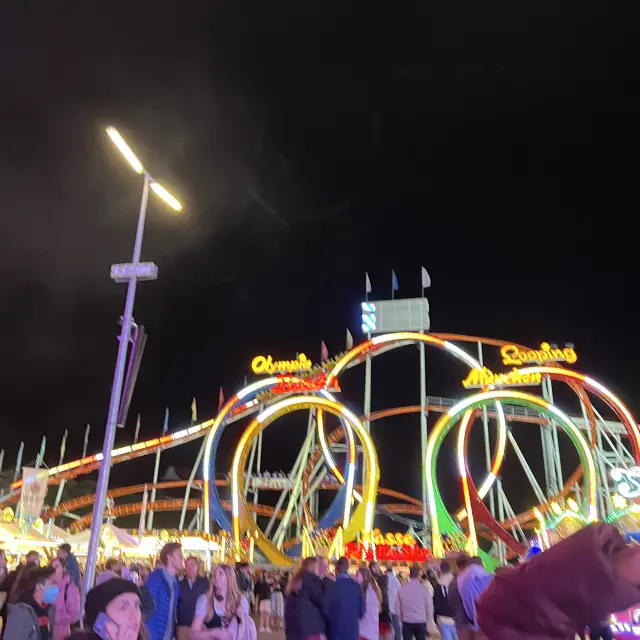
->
xmin=81 ymin=127 xmax=183 ymax=604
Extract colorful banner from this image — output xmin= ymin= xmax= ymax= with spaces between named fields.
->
xmin=19 ymin=467 xmax=49 ymax=521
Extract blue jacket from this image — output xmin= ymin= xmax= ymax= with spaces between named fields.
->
xmin=65 ymin=552 xmax=81 ymax=587
xmin=145 ymin=568 xmax=179 ymax=640
xmin=327 ymin=573 xmax=364 ymax=640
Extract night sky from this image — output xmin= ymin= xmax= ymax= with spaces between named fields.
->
xmin=1 ymin=3 xmax=638 ymax=525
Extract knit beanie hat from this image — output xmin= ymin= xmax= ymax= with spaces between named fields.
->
xmin=84 ymin=578 xmax=141 ymax=628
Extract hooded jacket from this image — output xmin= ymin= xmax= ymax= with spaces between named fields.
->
xmin=4 ymin=600 xmax=55 ymax=640
xmin=477 ymin=523 xmax=640 ymax=639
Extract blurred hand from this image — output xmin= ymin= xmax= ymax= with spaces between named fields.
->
xmin=613 ymin=544 xmax=640 ymax=585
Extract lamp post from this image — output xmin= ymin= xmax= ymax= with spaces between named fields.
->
xmin=81 ymin=127 xmax=182 ymax=606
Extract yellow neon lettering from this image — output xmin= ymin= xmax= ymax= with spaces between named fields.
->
xmin=251 ymin=353 xmax=313 ymax=375
xmin=462 ymin=367 xmax=542 ymax=389
xmin=501 ymin=342 xmax=578 ymax=366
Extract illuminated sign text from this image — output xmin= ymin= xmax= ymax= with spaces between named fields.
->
xmin=251 ymin=353 xmax=313 ymax=375
xmin=271 ymin=373 xmax=340 ymax=394
xmin=462 ymin=367 xmax=542 ymax=389
xmin=501 ymin=342 xmax=577 ymax=366
xmin=372 ymin=529 xmax=416 ymax=546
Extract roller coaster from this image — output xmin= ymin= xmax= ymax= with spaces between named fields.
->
xmin=2 ymin=332 xmax=638 ymax=567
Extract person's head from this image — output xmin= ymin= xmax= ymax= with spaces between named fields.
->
xmin=25 ymin=550 xmax=40 ymax=566
xmin=385 ymin=567 xmax=395 ymax=576
xmin=105 ymin=558 xmax=123 ymax=575
xmin=287 ymin=557 xmax=319 ymax=594
xmin=160 ymin=542 xmax=183 ymax=576
xmin=369 ymin=561 xmax=382 ymax=576
xmin=50 ymin=557 xmax=67 ymax=582
xmin=356 ymin=566 xmax=381 ymax=602
xmin=470 ymin=556 xmax=484 ymax=567
xmin=317 ymin=556 xmax=329 ymax=578
xmin=84 ymin=578 xmax=142 ymax=638
xmin=236 ymin=561 xmax=250 ymax=577
xmin=18 ymin=566 xmax=57 ymax=606
xmin=57 ymin=543 xmax=71 ymax=560
xmin=210 ymin=565 xmax=241 ymax=622
xmin=440 ymin=561 xmax=451 ymax=575
xmin=456 ymin=554 xmax=470 ymax=572
xmin=409 ymin=564 xmax=421 ymax=580
xmin=336 ymin=557 xmax=350 ymax=575
xmin=185 ymin=556 xmax=200 ymax=580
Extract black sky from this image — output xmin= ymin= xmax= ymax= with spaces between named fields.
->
xmin=1 ymin=2 xmax=639 ymax=520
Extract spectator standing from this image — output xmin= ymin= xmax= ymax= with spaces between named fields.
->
xmin=0 ymin=549 xmax=40 ymax=638
xmin=176 ymin=555 xmax=209 ymax=640
xmin=433 ymin=562 xmax=457 ymax=640
xmin=255 ymin=571 xmax=272 ymax=632
xmin=145 ymin=542 xmax=183 ymax=640
xmin=385 ymin=568 xmax=402 ymax=640
xmin=326 ymin=557 xmax=364 ymax=640
xmin=50 ymin=557 xmax=80 ymax=640
xmin=56 ymin=544 xmax=81 ymax=588
xmin=284 ymin=557 xmax=327 ymax=640
xmin=355 ymin=567 xmax=380 ymax=640
xmin=397 ymin=565 xmax=433 ymax=640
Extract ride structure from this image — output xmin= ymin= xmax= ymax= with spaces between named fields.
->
xmin=2 ymin=298 xmax=639 ymax=566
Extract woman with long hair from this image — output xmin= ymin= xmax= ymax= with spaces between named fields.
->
xmin=284 ymin=557 xmax=327 ymax=640
xmin=191 ymin=564 xmax=254 ymax=640
xmin=50 ymin=557 xmax=80 ymax=640
xmin=355 ymin=567 xmax=380 ymax=640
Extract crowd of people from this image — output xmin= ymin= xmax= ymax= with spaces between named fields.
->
xmin=2 ymin=522 xmax=640 ymax=639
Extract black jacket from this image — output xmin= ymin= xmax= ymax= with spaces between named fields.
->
xmin=284 ymin=573 xmax=327 ymax=640
xmin=177 ymin=576 xmax=210 ymax=626
xmin=433 ymin=581 xmax=455 ymax=619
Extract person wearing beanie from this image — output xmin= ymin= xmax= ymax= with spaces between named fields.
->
xmin=66 ymin=578 xmax=146 ymax=640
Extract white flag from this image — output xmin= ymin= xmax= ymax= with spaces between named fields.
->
xmin=346 ymin=329 xmax=353 ymax=350
xmin=20 ymin=468 xmax=49 ymax=519
xmin=365 ymin=272 xmax=372 ymax=293
xmin=421 ymin=266 xmax=431 ymax=289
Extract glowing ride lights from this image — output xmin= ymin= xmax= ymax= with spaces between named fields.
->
xmin=501 ymin=342 xmax=577 ymax=366
xmin=201 ymin=376 xmax=357 ymax=537
xmin=462 ymin=367 xmax=543 ymax=389
xmin=425 ymin=389 xmax=598 ymax=558
xmin=230 ymin=396 xmax=379 ymax=565
xmin=251 ymin=353 xmax=313 ymax=375
xmin=611 ymin=467 xmax=640 ymax=499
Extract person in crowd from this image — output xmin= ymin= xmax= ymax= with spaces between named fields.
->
xmin=457 ymin=557 xmax=492 ymax=636
xmin=448 ymin=555 xmax=473 ymax=640
xmin=50 ymin=557 xmax=80 ymax=640
xmin=398 ymin=564 xmax=433 ymax=640
xmin=478 ymin=523 xmax=640 ymax=639
xmin=0 ymin=549 xmax=41 ymax=638
xmin=66 ymin=577 xmax=146 ymax=640
xmin=385 ymin=567 xmax=402 ymax=640
xmin=4 ymin=566 xmax=58 ymax=640
xmin=326 ymin=557 xmax=363 ymax=640
xmin=433 ymin=561 xmax=457 ymax=640
xmin=284 ymin=556 xmax=327 ymax=640
xmin=270 ymin=572 xmax=285 ymax=632
xmin=176 ymin=555 xmax=209 ymax=640
xmin=56 ymin=544 xmax=81 ymax=588
xmin=96 ymin=558 xmax=123 ymax=586
xmin=190 ymin=564 xmax=254 ymax=640
xmin=235 ymin=562 xmax=253 ymax=603
xmin=370 ymin=562 xmax=392 ymax=640
xmin=317 ymin=557 xmax=335 ymax=597
xmin=255 ymin=570 xmax=273 ymax=632
xmin=355 ymin=566 xmax=381 ymax=640
xmin=0 ymin=550 xmax=8 ymax=585
xmin=145 ymin=541 xmax=183 ymax=640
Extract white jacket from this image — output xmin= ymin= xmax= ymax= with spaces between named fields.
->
xmin=359 ymin=584 xmax=380 ymax=640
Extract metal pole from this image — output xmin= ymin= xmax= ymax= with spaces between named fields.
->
xmin=82 ymin=172 xmax=150 ymax=605
xmin=419 ymin=342 xmax=428 ymax=527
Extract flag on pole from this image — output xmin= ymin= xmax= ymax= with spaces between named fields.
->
xmin=163 ymin=408 xmax=170 ymax=434
xmin=365 ymin=272 xmax=372 ymax=298
xmin=321 ymin=341 xmax=329 ymax=363
xmin=13 ymin=442 xmax=24 ymax=483
xmin=218 ymin=387 xmax=225 ymax=413
xmin=133 ymin=415 xmax=141 ymax=445
xmin=82 ymin=424 xmax=91 ymax=459
xmin=139 ymin=484 xmax=148 ymax=540
xmin=0 ymin=449 xmax=4 ymax=474
xmin=421 ymin=266 xmax=431 ymax=292
xmin=391 ymin=270 xmax=399 ymax=299
xmin=35 ymin=437 xmax=46 ymax=469
xmin=191 ymin=398 xmax=197 ymax=424
xmin=58 ymin=430 xmax=68 ymax=466
xmin=346 ymin=329 xmax=353 ymax=351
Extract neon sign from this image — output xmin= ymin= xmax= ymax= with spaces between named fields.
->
xmin=462 ymin=367 xmax=542 ymax=389
xmin=501 ymin=342 xmax=577 ymax=366
xmin=371 ymin=529 xmax=416 ymax=546
xmin=611 ymin=467 xmax=640 ymax=499
xmin=251 ymin=353 xmax=313 ymax=375
xmin=345 ymin=541 xmax=431 ymax=563
xmin=271 ymin=373 xmax=341 ymax=394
